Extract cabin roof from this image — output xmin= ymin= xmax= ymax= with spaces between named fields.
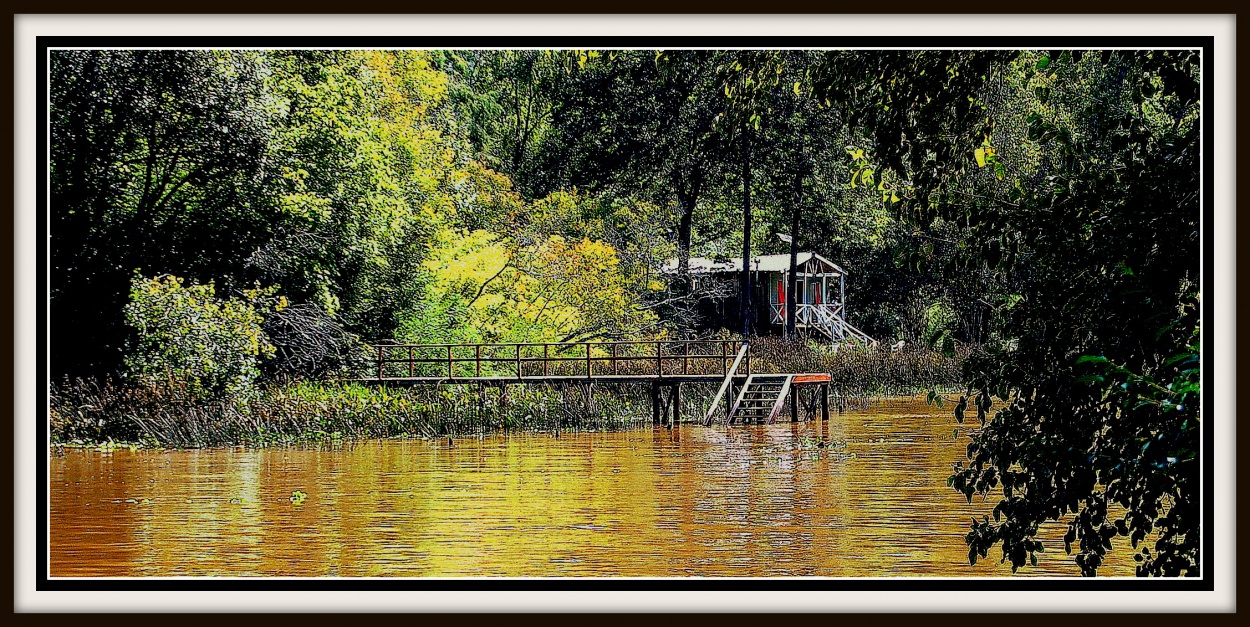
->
xmin=663 ymin=252 xmax=845 ymax=275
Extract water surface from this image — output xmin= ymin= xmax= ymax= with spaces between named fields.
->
xmin=50 ymin=397 xmax=1133 ymax=577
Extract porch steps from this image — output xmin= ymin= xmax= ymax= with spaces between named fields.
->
xmin=773 ymin=302 xmax=878 ymax=348
xmin=809 ymin=309 xmax=878 ymax=348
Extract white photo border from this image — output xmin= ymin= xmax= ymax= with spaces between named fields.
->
xmin=14 ymin=13 xmax=1236 ymax=613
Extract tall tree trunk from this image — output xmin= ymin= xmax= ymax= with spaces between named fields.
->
xmin=673 ymin=162 xmax=705 ymax=303
xmin=677 ymin=199 xmax=693 ymax=294
xmin=740 ymin=122 xmax=753 ymax=337
xmin=674 ymin=180 xmax=699 ymax=299
xmin=786 ymin=172 xmax=802 ymax=338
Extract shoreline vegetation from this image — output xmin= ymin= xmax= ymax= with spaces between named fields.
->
xmin=51 ymin=339 xmax=968 ymax=449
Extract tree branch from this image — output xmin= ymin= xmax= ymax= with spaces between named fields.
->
xmin=466 ymin=261 xmax=512 ymax=308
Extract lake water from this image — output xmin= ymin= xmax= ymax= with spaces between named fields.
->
xmin=49 ymin=397 xmax=1133 ymax=577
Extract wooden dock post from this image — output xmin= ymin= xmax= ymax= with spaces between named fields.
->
xmin=672 ymin=383 xmax=682 ymax=427
xmin=790 ymin=385 xmax=799 ymax=422
xmin=821 ymin=383 xmax=829 ymax=423
xmin=651 ymin=382 xmax=660 ymax=426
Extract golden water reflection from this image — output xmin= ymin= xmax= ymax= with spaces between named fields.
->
xmin=50 ymin=398 xmax=1134 ymax=577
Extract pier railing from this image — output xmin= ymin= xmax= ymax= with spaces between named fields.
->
xmin=369 ymin=339 xmax=750 ymax=381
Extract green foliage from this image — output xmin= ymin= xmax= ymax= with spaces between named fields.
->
xmin=254 ymin=50 xmax=460 ymax=335
xmin=522 ymin=50 xmax=737 ymax=304
xmin=434 ymin=50 xmax=560 ymax=189
xmin=123 ymin=273 xmax=283 ymax=400
xmin=51 ymin=50 xmax=282 ymax=377
xmin=714 ymin=48 xmax=1203 ymax=576
xmin=53 ymin=49 xmax=677 ymax=384
xmin=921 ymin=299 xmax=959 ymax=351
xmin=836 ymin=50 xmax=1202 ymax=576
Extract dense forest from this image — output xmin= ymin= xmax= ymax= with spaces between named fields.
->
xmin=50 ymin=48 xmax=1200 ymax=577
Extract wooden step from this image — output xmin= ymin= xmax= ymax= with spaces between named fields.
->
xmin=726 ymin=374 xmax=796 ymax=425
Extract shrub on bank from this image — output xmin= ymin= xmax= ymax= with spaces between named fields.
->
xmin=123 ymin=273 xmax=286 ymax=401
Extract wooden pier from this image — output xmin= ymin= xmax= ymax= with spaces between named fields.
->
xmin=354 ymin=340 xmax=831 ymax=427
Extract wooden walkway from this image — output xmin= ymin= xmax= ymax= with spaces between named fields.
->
xmin=354 ymin=340 xmax=831 ymax=426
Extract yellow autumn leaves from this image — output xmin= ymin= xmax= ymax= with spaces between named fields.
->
xmin=420 ymin=223 xmax=655 ymax=346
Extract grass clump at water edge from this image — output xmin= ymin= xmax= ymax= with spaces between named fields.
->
xmin=49 ymin=377 xmax=703 ymax=448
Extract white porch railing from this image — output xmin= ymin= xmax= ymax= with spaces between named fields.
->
xmin=769 ymin=303 xmax=877 ymax=347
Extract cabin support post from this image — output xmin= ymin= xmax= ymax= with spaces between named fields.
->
xmin=726 ymin=381 xmax=735 ymax=421
xmin=840 ymin=274 xmax=846 ymax=322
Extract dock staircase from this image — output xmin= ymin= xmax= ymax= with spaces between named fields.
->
xmin=700 ymin=343 xmax=832 ymax=427
xmin=726 ymin=374 xmax=794 ymax=424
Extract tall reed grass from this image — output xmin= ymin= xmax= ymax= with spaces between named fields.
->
xmin=49 ymin=377 xmax=709 ymax=448
xmin=749 ymin=337 xmax=967 ymax=403
xmin=50 ymin=341 xmax=967 ymax=448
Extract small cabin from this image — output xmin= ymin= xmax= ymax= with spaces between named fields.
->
xmin=664 ymin=252 xmax=876 ymax=346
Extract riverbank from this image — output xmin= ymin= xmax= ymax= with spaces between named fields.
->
xmin=51 ymin=343 xmax=969 ymax=449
